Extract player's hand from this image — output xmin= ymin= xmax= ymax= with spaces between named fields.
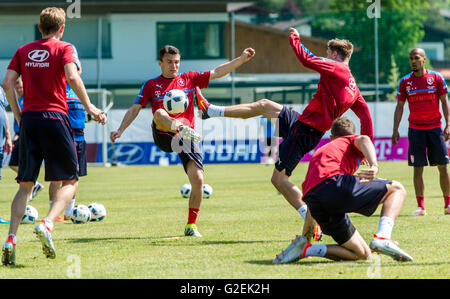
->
xmin=4 ymin=135 xmax=12 ymax=153
xmin=87 ymin=104 xmax=107 ymax=125
xmin=289 ymin=27 xmax=299 ymax=37
xmin=356 ymin=165 xmax=378 ymax=183
xmin=240 ymin=48 xmax=255 ymax=62
xmin=178 ymin=125 xmax=202 ymax=143
xmin=392 ymin=130 xmax=400 ymax=146
xmin=110 ymin=130 xmax=122 ymax=143
xmin=444 ymin=125 xmax=450 ymax=141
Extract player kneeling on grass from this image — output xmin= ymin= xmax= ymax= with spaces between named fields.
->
xmin=273 ymin=117 xmax=413 ymax=264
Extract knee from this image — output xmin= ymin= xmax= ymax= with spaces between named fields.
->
xmin=153 ymin=108 xmax=167 ymax=123
xmin=255 ymin=99 xmax=271 ymax=113
xmin=271 ymin=171 xmax=285 ymax=189
xmin=388 ymin=180 xmax=406 ymax=201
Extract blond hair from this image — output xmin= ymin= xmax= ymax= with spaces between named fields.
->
xmin=40 ymin=7 xmax=66 ymax=35
xmin=327 ymin=39 xmax=354 ymax=61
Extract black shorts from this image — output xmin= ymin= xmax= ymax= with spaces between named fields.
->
xmin=274 ymin=106 xmax=324 ymax=176
xmin=17 ymin=111 xmax=78 ymax=182
xmin=76 ymin=140 xmax=87 ymax=177
xmin=304 ymin=174 xmax=392 ymax=245
xmin=152 ymin=122 xmax=203 ymax=173
xmin=9 ymin=137 xmax=20 ymax=167
xmin=408 ymin=127 xmax=449 ymax=167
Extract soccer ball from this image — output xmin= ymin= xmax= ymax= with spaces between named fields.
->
xmin=203 ymin=184 xmax=213 ymax=199
xmin=88 ymin=203 xmax=106 ymax=222
xmin=21 ymin=205 xmax=38 ymax=224
xmin=180 ymin=183 xmax=191 ymax=198
xmin=70 ymin=204 xmax=91 ymax=224
xmin=163 ymin=89 xmax=188 ymax=114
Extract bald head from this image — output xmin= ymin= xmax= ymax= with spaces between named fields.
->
xmin=409 ymin=48 xmax=427 ymax=75
xmin=410 ymin=48 xmax=426 ymax=58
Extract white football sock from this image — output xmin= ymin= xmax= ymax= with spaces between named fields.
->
xmin=207 ymin=105 xmax=225 ymax=117
xmin=297 ymin=205 xmax=308 ymax=220
xmin=305 ymin=244 xmax=327 ymax=257
xmin=376 ymin=216 xmax=394 ymax=239
xmin=65 ymin=199 xmax=76 ymax=217
xmin=43 ymin=219 xmax=54 ymax=231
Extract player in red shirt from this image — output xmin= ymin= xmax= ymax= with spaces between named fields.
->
xmin=110 ymin=45 xmax=255 ymax=237
xmin=392 ymin=48 xmax=450 ymax=216
xmin=273 ymin=118 xmax=413 ymax=263
xmin=1 ymin=7 xmax=106 ymax=266
xmin=196 ymin=27 xmax=373 ymax=238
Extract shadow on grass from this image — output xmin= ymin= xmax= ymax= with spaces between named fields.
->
xmin=65 ymin=236 xmax=287 ymax=246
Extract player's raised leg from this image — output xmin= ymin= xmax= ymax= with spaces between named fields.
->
xmin=196 ymin=87 xmax=282 ymax=121
xmin=154 ymin=108 xmax=201 ymax=142
xmin=184 ymin=161 xmax=203 ymax=237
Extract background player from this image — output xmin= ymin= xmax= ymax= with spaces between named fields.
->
xmin=392 ymin=48 xmax=450 ymax=216
xmin=273 ymin=118 xmax=413 ymax=264
xmin=49 ymin=46 xmax=88 ymax=223
xmin=196 ymin=27 xmax=373 ymax=236
xmin=110 ymin=45 xmax=255 ymax=237
xmin=0 ymin=86 xmax=12 ymax=224
xmin=2 ymin=7 xmax=106 ymax=265
xmin=8 ymin=77 xmax=44 ymax=202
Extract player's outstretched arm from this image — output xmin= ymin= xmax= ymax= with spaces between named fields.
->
xmin=64 ymin=62 xmax=106 ymax=125
xmin=209 ymin=48 xmax=255 ymax=80
xmin=110 ymin=104 xmax=142 ymax=143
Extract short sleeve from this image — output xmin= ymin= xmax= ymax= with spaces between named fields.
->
xmin=190 ymin=71 xmax=210 ymax=89
xmin=135 ymin=81 xmax=152 ymax=108
xmin=436 ymin=72 xmax=449 ymax=97
xmin=62 ymin=43 xmax=79 ymax=68
xmin=7 ymin=49 xmax=21 ymax=75
xmin=397 ymin=78 xmax=407 ymax=102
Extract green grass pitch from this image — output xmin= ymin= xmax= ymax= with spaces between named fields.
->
xmin=0 ymin=162 xmax=448 ymax=279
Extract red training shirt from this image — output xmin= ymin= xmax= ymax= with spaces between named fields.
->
xmin=302 ymin=135 xmax=365 ymax=196
xmin=135 ymin=71 xmax=210 ymax=129
xmin=289 ymin=34 xmax=373 ymax=140
xmin=8 ymin=38 xmax=79 ymax=114
xmin=397 ymin=69 xmax=448 ymax=130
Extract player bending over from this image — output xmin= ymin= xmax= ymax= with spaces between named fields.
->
xmin=272 ymin=118 xmax=413 ymax=263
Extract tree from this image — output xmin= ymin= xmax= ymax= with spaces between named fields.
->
xmin=312 ymin=0 xmax=429 ymax=84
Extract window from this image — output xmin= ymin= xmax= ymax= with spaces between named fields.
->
xmin=34 ymin=18 xmax=112 ymax=58
xmin=0 ymin=24 xmax=35 ymax=58
xmin=157 ymin=22 xmax=225 ymax=59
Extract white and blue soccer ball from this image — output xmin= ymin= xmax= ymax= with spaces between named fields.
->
xmin=88 ymin=203 xmax=106 ymax=222
xmin=70 ymin=204 xmax=91 ymax=224
xmin=203 ymin=184 xmax=213 ymax=199
xmin=21 ymin=205 xmax=38 ymax=224
xmin=180 ymin=183 xmax=191 ymax=198
xmin=163 ymin=89 xmax=188 ymax=114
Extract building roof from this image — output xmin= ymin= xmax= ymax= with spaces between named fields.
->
xmin=0 ymin=0 xmax=255 ymax=14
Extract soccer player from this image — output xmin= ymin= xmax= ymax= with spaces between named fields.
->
xmin=392 ymin=48 xmax=450 ymax=216
xmin=110 ymin=45 xmax=255 ymax=237
xmin=0 ymin=86 xmax=12 ymax=224
xmin=1 ymin=7 xmax=106 ymax=266
xmin=9 ymin=77 xmax=44 ymax=202
xmin=273 ymin=118 xmax=413 ymax=263
xmin=196 ymin=27 xmax=373 ymax=235
xmin=49 ymin=46 xmax=87 ymax=222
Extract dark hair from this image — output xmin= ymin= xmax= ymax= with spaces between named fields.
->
xmin=159 ymin=45 xmax=180 ymax=61
xmin=331 ymin=117 xmax=356 ymax=137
